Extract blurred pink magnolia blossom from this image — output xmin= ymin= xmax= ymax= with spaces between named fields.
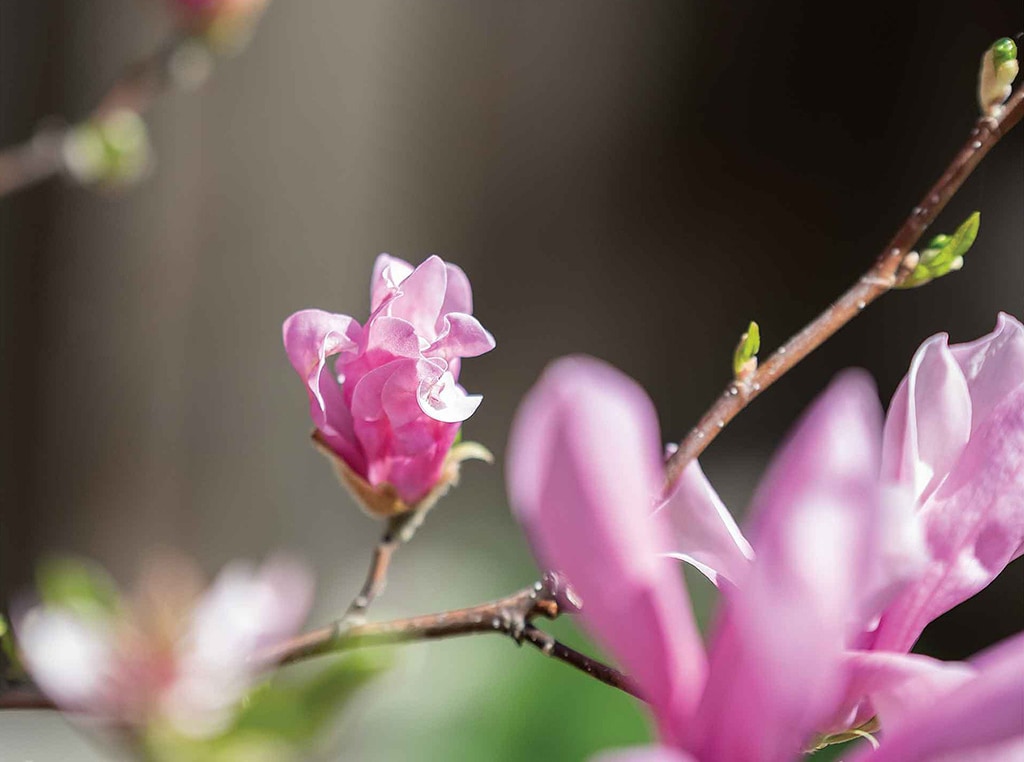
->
xmin=19 ymin=555 xmax=313 ymax=738
xmin=283 ymin=254 xmax=495 ymax=515
xmin=507 ymin=354 xmax=1023 ymax=760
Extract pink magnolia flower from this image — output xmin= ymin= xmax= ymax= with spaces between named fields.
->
xmin=283 ymin=254 xmax=495 ymax=516
xmin=18 ymin=555 xmax=313 ymax=738
xmin=868 ymin=312 xmax=1024 ymax=653
xmin=507 ymin=356 xmax=1024 ymax=760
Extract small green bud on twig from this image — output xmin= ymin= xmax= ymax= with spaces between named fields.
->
xmin=897 ymin=212 xmax=980 ymax=289
xmin=62 ymin=109 xmax=152 ymax=188
xmin=733 ymin=321 xmax=760 ymax=380
xmin=979 ymin=37 xmax=1019 ymax=116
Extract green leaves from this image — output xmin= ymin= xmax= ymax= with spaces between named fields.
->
xmin=898 ymin=212 xmax=980 ymax=289
xmin=36 ymin=556 xmax=121 ymax=621
xmin=733 ymin=321 xmax=760 ymax=379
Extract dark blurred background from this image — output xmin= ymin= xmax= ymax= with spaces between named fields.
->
xmin=1 ymin=1 xmax=1022 ymax=759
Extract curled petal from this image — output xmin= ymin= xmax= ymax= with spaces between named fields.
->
xmin=365 ymin=315 xmax=423 ymax=360
xmin=439 ymin=261 xmax=474 ymax=320
xmin=850 ymin=633 xmax=1024 ymax=762
xmin=428 ymin=313 xmax=496 ymax=361
xmin=881 ymin=333 xmax=971 ymax=505
xmin=507 ymin=356 xmax=706 ymax=739
xmin=386 ymin=255 xmax=448 ymax=340
xmin=696 ymin=371 xmax=885 ymax=762
xmin=872 ymin=383 xmax=1024 ymax=653
xmin=417 ymin=369 xmax=483 ymax=424
xmin=282 ymin=309 xmax=364 ymax=470
xmin=370 ymin=253 xmax=414 ymax=312
xmin=950 ymin=312 xmax=1024 ymax=434
xmin=657 ymin=460 xmax=753 ymax=586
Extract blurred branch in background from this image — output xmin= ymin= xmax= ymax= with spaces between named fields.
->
xmin=0 ymin=0 xmax=268 ymax=197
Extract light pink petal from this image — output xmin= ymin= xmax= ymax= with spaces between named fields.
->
xmin=590 ymin=747 xmax=697 ymax=762
xmin=386 ymin=255 xmax=448 ymax=340
xmin=881 ymin=334 xmax=972 ymax=505
xmin=850 ymin=633 xmax=1024 ymax=762
xmin=657 ymin=460 xmax=753 ymax=586
xmin=855 ymin=484 xmax=928 ymax=639
xmin=950 ymin=313 xmax=1024 ymax=434
xmin=695 ymin=371 xmax=885 ymax=762
xmin=836 ymin=650 xmax=975 ymax=732
xmin=364 ymin=315 xmax=423 ymax=359
xmin=18 ymin=608 xmax=115 ymax=714
xmin=370 ymin=253 xmax=415 ymax=312
xmin=427 ymin=313 xmax=497 ymax=362
xmin=507 ymin=356 xmax=706 ymax=739
xmin=417 ymin=369 xmax=483 ymax=424
xmin=872 ymin=382 xmax=1024 ymax=653
xmin=439 ymin=261 xmax=474 ymax=319
xmin=169 ymin=556 xmax=315 ymax=738
xmin=282 ymin=309 xmax=364 ymax=471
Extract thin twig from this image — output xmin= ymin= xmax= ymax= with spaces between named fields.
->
xmin=664 ymin=88 xmax=1024 ymax=491
xmin=342 ymin=527 xmax=399 ymax=622
xmin=519 ymin=624 xmax=642 ymax=700
xmin=258 ymin=573 xmax=637 ymax=698
xmin=0 ymin=34 xmax=187 ymax=199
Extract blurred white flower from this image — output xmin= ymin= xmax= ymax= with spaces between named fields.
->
xmin=18 ymin=554 xmax=314 ymax=738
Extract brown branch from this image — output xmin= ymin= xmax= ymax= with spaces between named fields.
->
xmin=0 ymin=688 xmax=54 ymax=710
xmin=0 ymin=34 xmax=188 ymax=199
xmin=258 ymin=572 xmax=638 ymax=699
xmin=664 ymin=88 xmax=1024 ymax=491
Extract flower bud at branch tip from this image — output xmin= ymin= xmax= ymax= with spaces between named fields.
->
xmin=978 ymin=37 xmax=1019 ymax=116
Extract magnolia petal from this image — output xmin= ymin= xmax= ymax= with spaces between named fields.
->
xmin=696 ymin=371 xmax=885 ymax=762
xmin=439 ymin=261 xmax=474 ymax=320
xmin=590 ymin=747 xmax=698 ymax=762
xmin=417 ymin=370 xmax=483 ymax=424
xmin=18 ymin=608 xmax=114 ymax=713
xmin=387 ymin=255 xmax=448 ymax=340
xmin=850 ymin=633 xmax=1024 ymax=762
xmin=428 ymin=313 xmax=497 ymax=361
xmin=856 ymin=484 xmax=928 ymax=635
xmin=282 ymin=309 xmax=364 ymax=470
xmin=365 ymin=315 xmax=422 ymax=359
xmin=872 ymin=383 xmax=1024 ymax=653
xmin=657 ymin=460 xmax=753 ymax=586
xmin=838 ymin=650 xmax=975 ymax=733
xmin=507 ymin=356 xmax=706 ymax=737
xmin=951 ymin=312 xmax=1024 ymax=434
xmin=881 ymin=333 xmax=972 ymax=505
xmin=370 ymin=253 xmax=415 ymax=312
